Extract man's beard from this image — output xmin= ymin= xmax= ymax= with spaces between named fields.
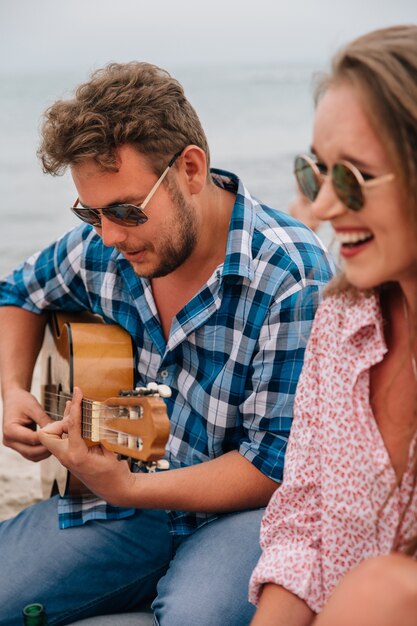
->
xmin=123 ymin=181 xmax=198 ymax=279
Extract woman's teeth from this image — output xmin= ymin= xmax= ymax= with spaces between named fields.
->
xmin=336 ymin=231 xmax=374 ymax=247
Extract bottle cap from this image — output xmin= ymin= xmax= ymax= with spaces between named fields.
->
xmin=22 ymin=604 xmax=44 ymax=617
xmin=22 ymin=603 xmax=47 ymax=625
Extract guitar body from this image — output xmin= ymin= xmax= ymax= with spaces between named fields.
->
xmin=40 ymin=312 xmax=169 ymax=498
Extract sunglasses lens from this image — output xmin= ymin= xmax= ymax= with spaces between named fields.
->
xmin=294 ymin=156 xmax=320 ymax=202
xmin=72 ymin=207 xmax=101 ymax=226
xmin=72 ymin=205 xmax=148 ymax=227
xmin=103 ymin=205 xmax=148 ymax=226
xmin=332 ymin=163 xmax=364 ymax=211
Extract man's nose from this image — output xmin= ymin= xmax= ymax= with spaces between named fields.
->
xmin=96 ymin=215 xmax=128 ymax=247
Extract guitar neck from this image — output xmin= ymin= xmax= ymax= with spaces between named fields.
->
xmin=40 ymin=312 xmax=169 ymax=463
xmin=43 ymin=388 xmax=103 ymax=438
xmin=43 ymin=387 xmax=142 ymax=444
xmin=42 ymin=385 xmax=169 ymax=462
xmin=39 ymin=312 xmax=170 ymax=498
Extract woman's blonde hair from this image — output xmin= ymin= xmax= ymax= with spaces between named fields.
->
xmin=318 ymin=26 xmax=417 ymax=554
xmin=315 ymin=25 xmax=417 ymax=296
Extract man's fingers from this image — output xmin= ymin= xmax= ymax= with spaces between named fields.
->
xmin=32 ymin=405 xmax=53 ymax=429
xmin=63 ymin=399 xmax=71 ymax=418
xmin=39 ymin=387 xmax=86 ymax=463
xmin=2 ymin=388 xmax=54 ymax=461
xmin=67 ymin=387 xmax=83 ymax=445
xmin=40 ymin=419 xmax=69 ymax=438
xmin=38 ymin=426 xmax=69 ymax=457
xmin=11 ymin=441 xmax=52 ymax=462
xmin=38 ymin=415 xmax=71 ymax=458
xmin=24 ymin=395 xmax=52 ymax=429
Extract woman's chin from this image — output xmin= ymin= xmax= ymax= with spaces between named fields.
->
xmin=343 ymin=268 xmax=380 ymax=292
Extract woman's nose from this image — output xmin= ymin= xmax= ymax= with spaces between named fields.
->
xmin=311 ymin=177 xmax=347 ymax=222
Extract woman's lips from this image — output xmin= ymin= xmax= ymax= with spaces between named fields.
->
xmin=334 ymin=229 xmax=375 ymax=258
xmin=339 ymin=238 xmax=374 ymax=258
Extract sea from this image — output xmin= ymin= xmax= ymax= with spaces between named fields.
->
xmin=0 ymin=63 xmax=329 ymax=278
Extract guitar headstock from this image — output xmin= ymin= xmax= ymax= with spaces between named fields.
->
xmin=83 ymin=383 xmax=171 ymax=462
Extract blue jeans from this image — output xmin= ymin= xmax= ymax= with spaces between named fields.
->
xmin=0 ymin=496 xmax=263 ymax=625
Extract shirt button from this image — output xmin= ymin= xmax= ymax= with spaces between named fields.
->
xmin=160 ymin=369 xmax=169 ymax=379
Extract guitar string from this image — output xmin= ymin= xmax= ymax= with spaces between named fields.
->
xmin=42 ymin=391 xmax=148 ymax=444
xmin=43 ymin=408 xmax=141 ymax=430
xmin=42 ymin=390 xmax=122 ymax=407
xmin=42 ymin=391 xmax=148 ymax=412
xmin=43 ymin=407 xmax=145 ymax=445
xmin=42 ymin=389 xmax=116 ymax=400
xmin=42 ymin=391 xmax=142 ymax=417
xmin=42 ymin=410 xmax=143 ymax=445
xmin=43 ymin=408 xmax=128 ymax=420
xmin=43 ymin=411 xmax=126 ymax=433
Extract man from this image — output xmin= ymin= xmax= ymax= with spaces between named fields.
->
xmin=0 ymin=62 xmax=333 ymax=625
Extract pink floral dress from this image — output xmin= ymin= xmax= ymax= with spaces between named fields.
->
xmin=249 ymin=291 xmax=417 ymax=613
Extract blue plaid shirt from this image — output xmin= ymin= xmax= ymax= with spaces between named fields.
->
xmin=0 ymin=169 xmax=334 ymax=534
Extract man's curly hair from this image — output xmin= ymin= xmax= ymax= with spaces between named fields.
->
xmin=38 ymin=61 xmax=210 ymax=176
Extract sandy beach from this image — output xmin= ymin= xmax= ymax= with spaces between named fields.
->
xmin=0 ymin=370 xmax=43 ymax=522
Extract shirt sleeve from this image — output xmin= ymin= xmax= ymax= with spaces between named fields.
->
xmin=248 ymin=311 xmax=324 ymax=613
xmin=0 ymin=226 xmax=97 ymax=313
xmin=239 ymin=282 xmax=323 ymax=483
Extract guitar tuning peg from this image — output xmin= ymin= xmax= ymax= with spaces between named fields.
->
xmin=155 ymin=459 xmax=170 ymax=470
xmin=134 ymin=386 xmax=148 ymax=394
xmin=146 ymin=382 xmax=159 ymax=392
xmin=146 ymin=459 xmax=170 ymax=472
xmin=157 ymin=384 xmax=172 ymax=398
xmin=136 ymin=459 xmax=170 ymax=472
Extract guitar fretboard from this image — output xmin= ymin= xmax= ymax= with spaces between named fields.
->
xmin=42 ymin=387 xmax=145 ymax=450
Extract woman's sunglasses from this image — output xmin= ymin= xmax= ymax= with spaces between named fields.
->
xmin=71 ymin=149 xmax=183 ymax=227
xmin=294 ymin=154 xmax=394 ymax=211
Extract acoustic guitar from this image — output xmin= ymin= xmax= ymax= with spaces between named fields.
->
xmin=40 ymin=312 xmax=170 ymax=498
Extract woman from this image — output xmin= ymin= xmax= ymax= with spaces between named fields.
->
xmin=249 ymin=25 xmax=417 ymax=625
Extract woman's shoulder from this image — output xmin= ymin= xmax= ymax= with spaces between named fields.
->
xmin=309 ymin=289 xmax=379 ymax=348
xmin=319 ymin=288 xmax=376 ymax=321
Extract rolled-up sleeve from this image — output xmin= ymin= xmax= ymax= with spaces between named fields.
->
xmin=0 ymin=226 xmax=95 ymax=313
xmin=239 ymin=283 xmax=322 ymax=484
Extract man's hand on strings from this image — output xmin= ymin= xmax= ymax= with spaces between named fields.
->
xmin=38 ymin=387 xmax=135 ymax=504
xmin=2 ymin=388 xmax=52 ymax=461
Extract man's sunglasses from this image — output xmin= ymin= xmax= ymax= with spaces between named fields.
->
xmin=294 ymin=154 xmax=394 ymax=211
xmin=71 ymin=149 xmax=183 ymax=227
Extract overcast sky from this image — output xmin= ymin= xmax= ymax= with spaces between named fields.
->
xmin=1 ymin=0 xmax=416 ymax=74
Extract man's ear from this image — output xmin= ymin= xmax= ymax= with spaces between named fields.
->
xmin=179 ymin=145 xmax=208 ymax=195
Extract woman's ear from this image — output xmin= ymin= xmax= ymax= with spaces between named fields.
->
xmin=179 ymin=145 xmax=208 ymax=195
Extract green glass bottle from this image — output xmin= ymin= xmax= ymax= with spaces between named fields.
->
xmin=22 ymin=603 xmax=48 ymax=625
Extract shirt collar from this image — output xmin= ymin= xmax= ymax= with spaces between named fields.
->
xmin=210 ymin=168 xmax=256 ymax=282
xmin=116 ymin=168 xmax=258 ymax=282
